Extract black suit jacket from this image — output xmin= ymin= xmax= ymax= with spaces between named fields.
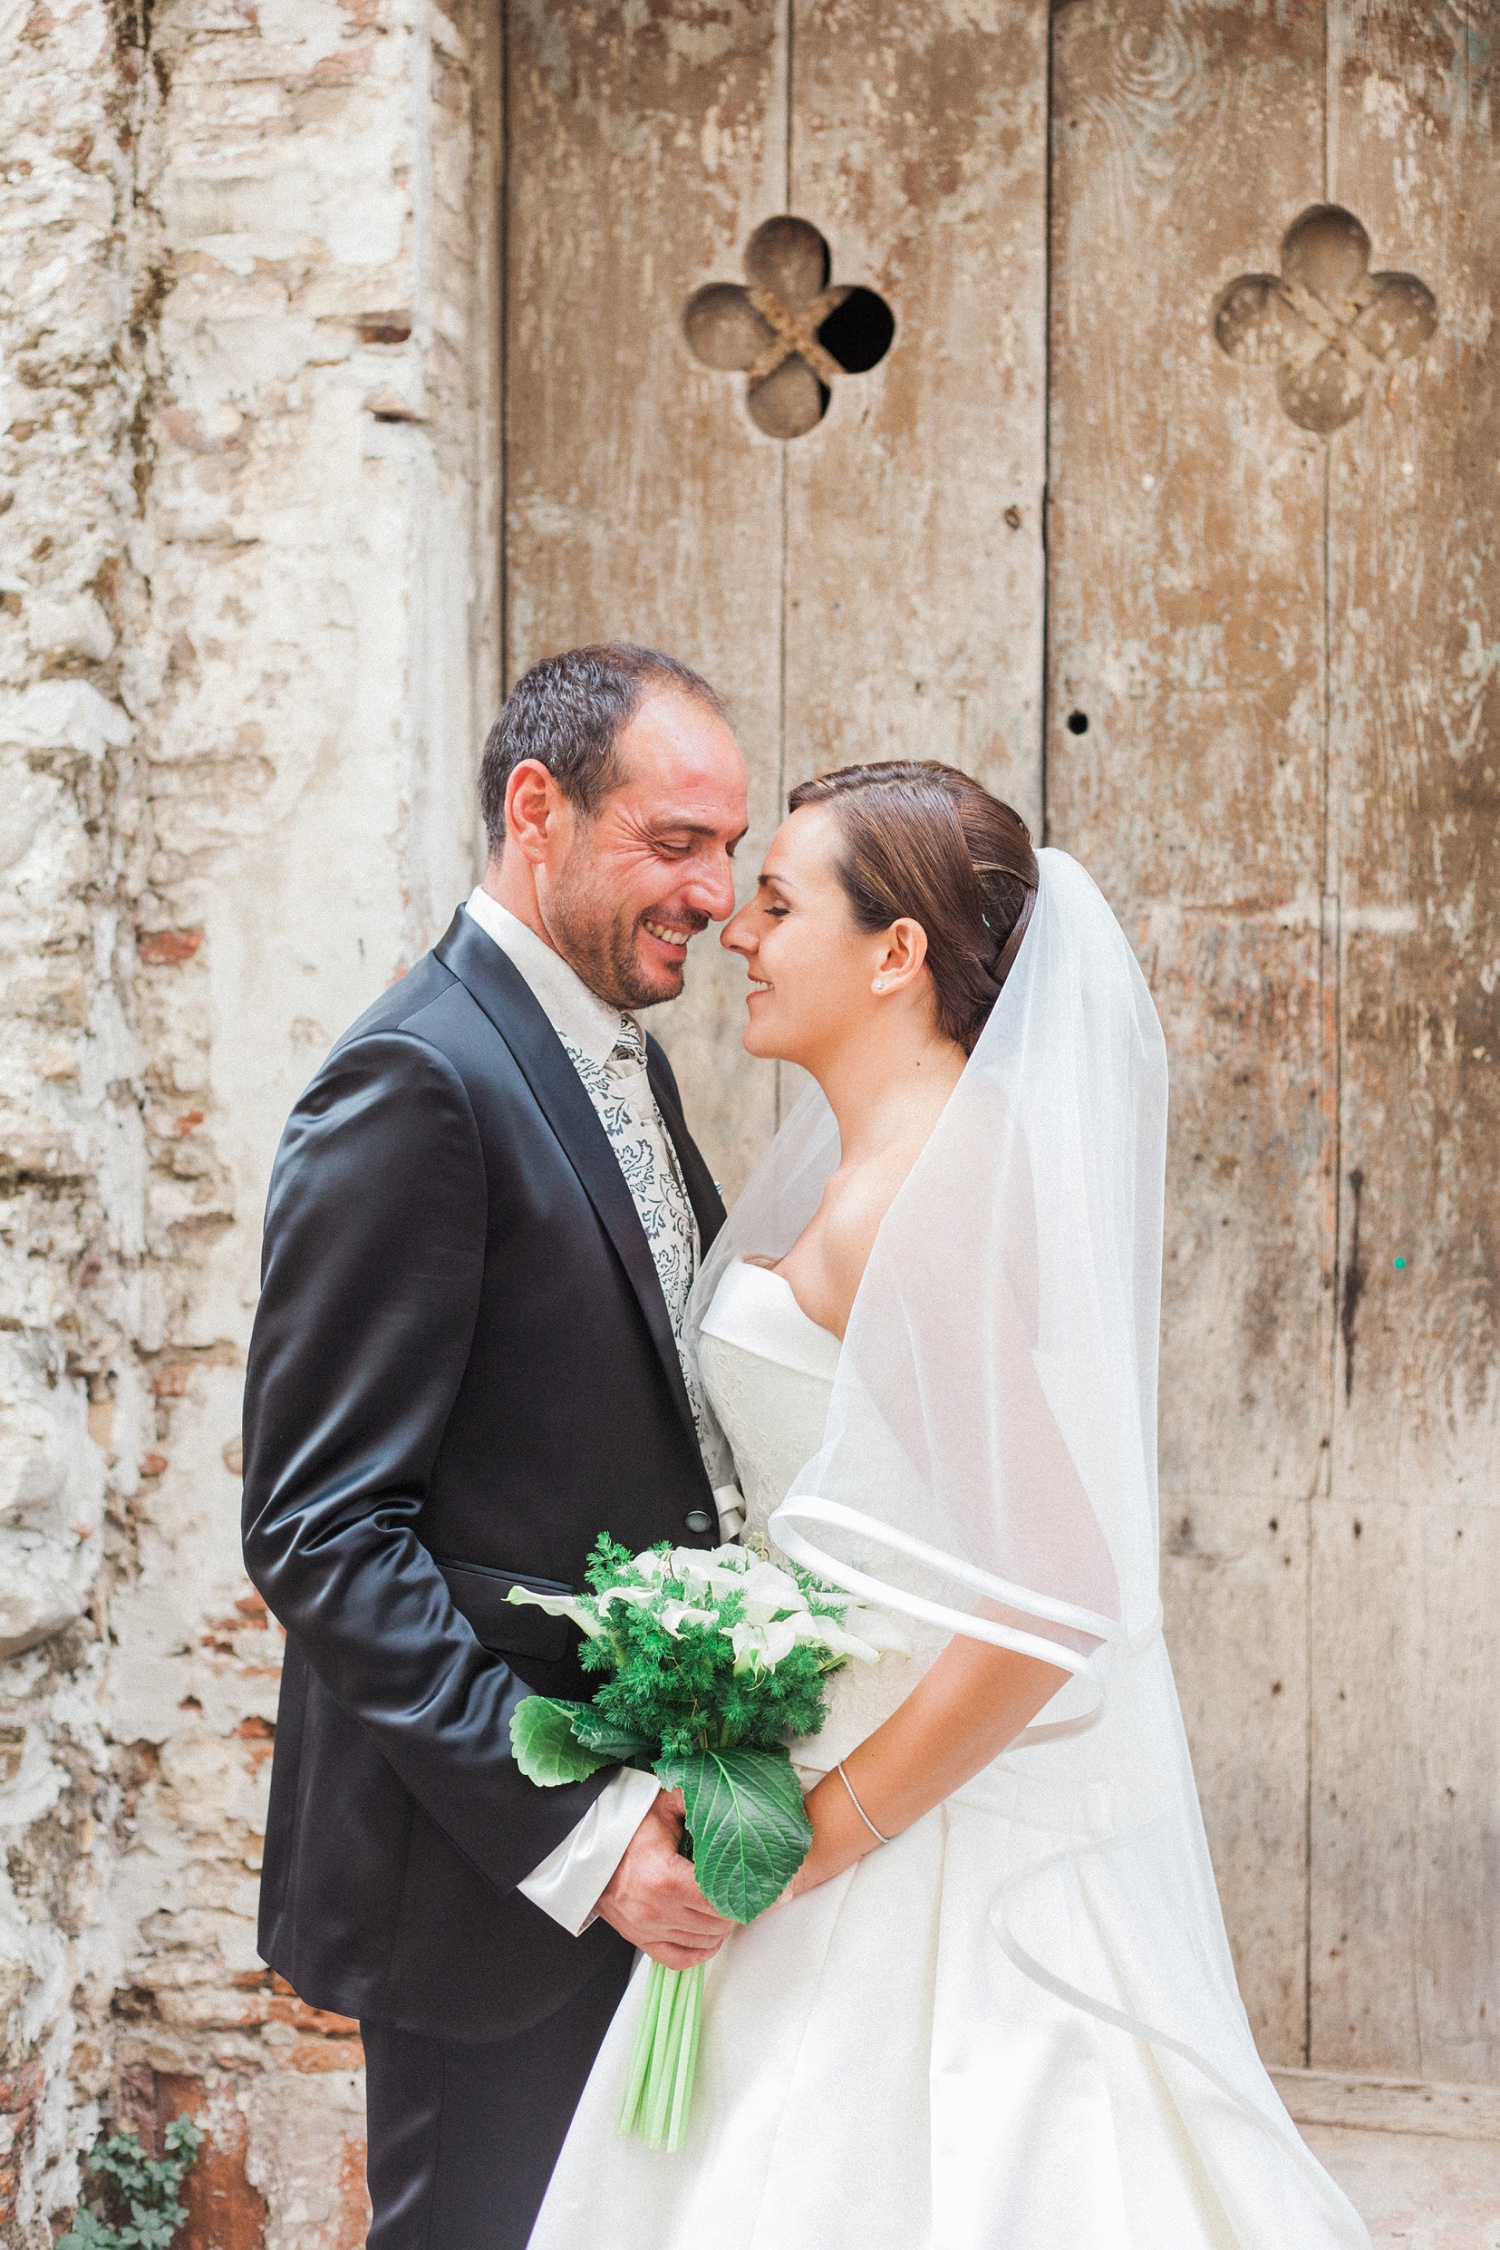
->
xmin=242 ymin=907 xmax=725 ymax=2039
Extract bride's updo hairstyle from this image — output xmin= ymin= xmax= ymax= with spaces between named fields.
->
xmin=786 ymin=760 xmax=1039 ymax=1056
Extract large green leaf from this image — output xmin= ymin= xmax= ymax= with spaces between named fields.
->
xmin=657 ymin=1748 xmax=812 ymax=1923
xmin=569 ymin=1707 xmax=656 ymax=1761
xmin=510 ymin=1697 xmax=613 ymax=1786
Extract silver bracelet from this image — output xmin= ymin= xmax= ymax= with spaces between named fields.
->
xmin=835 ymin=1761 xmax=891 ymax=1846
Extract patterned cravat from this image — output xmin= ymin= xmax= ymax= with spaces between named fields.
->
xmin=562 ymin=1014 xmax=705 ymax=1436
xmin=605 ymin=1013 xmax=647 ymax=1073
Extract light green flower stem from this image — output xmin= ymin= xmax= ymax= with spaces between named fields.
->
xmin=619 ymin=1960 xmax=705 ymax=2153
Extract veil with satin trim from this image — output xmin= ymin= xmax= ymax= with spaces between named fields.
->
xmin=685 ymin=849 xmax=1369 ymax=2245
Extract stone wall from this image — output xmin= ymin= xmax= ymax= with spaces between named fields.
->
xmin=0 ymin=0 xmax=498 ymax=2236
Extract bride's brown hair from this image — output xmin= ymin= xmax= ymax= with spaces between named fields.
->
xmin=786 ymin=760 xmax=1039 ymax=1056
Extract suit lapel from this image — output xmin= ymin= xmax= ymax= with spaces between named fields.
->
xmin=433 ymin=910 xmax=699 ymax=1443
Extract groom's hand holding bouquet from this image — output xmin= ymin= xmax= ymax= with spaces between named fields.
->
xmin=594 ymin=1788 xmax=730 ymax=1971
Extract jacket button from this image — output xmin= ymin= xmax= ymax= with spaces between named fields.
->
xmin=683 ymin=1509 xmax=713 ymax=1535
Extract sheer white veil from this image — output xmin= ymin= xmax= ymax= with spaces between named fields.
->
xmin=686 ymin=849 xmax=1370 ymax=2239
xmin=690 ymin=846 xmax=1164 ymax=1687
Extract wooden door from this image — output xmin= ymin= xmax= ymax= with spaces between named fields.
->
xmin=1048 ymin=0 xmax=1500 ymax=2080
xmin=504 ymin=0 xmax=1500 ymax=2086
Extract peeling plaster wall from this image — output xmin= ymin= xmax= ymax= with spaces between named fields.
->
xmin=0 ymin=0 xmax=498 ymax=2237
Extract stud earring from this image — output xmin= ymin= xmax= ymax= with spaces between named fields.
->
xmin=872 ymin=977 xmax=891 ymax=994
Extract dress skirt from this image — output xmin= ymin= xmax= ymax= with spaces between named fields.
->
xmin=529 ymin=1786 xmax=1344 ymax=2250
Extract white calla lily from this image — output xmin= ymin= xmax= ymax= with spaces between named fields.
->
xmin=669 ymin=1548 xmax=762 ymax=1600
xmin=504 ymin=1584 xmax=602 ymax=1638
xmin=661 ymin=1600 xmax=717 ymax=1637
xmin=840 ymin=1603 xmax=912 ymax=1656
xmin=730 ymin=1618 xmax=800 ymax=1673
xmin=594 ymin=1583 xmax=663 ymax=1616
xmin=733 ymin=1562 xmax=808 ymax=1621
xmin=791 ymin=1612 xmax=881 ymax=1664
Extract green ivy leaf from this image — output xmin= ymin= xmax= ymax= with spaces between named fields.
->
xmin=61 ymin=2117 xmax=201 ymax=2250
xmin=509 ymin=1697 xmax=613 ymax=1786
xmin=57 ymin=2219 xmax=114 ymax=2250
xmin=161 ymin=2117 xmax=202 ymax=2169
xmin=123 ymin=2206 xmax=184 ymax=2249
xmin=657 ymin=1748 xmax=812 ymax=1923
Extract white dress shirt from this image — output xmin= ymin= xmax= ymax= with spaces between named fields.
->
xmin=463 ymin=888 xmax=686 ymax=1934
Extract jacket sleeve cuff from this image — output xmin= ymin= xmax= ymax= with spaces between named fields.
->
xmin=516 ymin=1766 xmax=662 ymax=1936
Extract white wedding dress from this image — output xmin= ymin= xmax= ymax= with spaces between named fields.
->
xmin=529 ymin=1258 xmax=1362 ymax=2250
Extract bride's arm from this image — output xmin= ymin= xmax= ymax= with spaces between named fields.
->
xmin=790 ymin=1638 xmax=1067 ymax=1894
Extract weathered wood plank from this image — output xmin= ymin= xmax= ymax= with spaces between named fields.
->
xmin=1310 ymin=1499 xmax=1500 ymax=2083
xmin=1162 ymin=1490 xmax=1312 ymax=2058
xmin=1416 ymin=1506 xmax=1500 ymax=2084
xmin=504 ymin=0 xmax=785 ymax=1192
xmin=1047 ymin=0 xmax=1328 ymax=2067
xmin=1048 ymin=0 xmax=1331 ymax=1494
xmin=1310 ymin=0 xmax=1500 ymax=2080
xmin=1145 ymin=911 xmax=1333 ymax=1504
xmin=1309 ymin=1500 xmax=1423 ymax=2073
xmin=1324 ymin=0 xmax=1500 ymax=1503
xmin=780 ymin=0 xmax=1049 ymax=825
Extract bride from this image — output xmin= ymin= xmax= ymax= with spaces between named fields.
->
xmin=530 ymin=760 xmax=1368 ymax=2250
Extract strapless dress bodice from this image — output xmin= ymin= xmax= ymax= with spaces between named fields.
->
xmin=698 ymin=1258 xmax=944 ymax=1770
xmin=697 ymin=1258 xmax=840 ymax=1525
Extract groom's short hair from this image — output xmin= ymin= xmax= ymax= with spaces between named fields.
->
xmin=479 ymin=642 xmax=724 ymax=849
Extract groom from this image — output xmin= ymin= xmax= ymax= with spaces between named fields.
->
xmin=241 ymin=644 xmax=747 ymax=2247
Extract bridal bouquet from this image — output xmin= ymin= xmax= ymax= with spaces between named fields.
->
xmin=507 ymin=1535 xmax=893 ymax=2151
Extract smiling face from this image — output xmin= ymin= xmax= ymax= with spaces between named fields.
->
xmin=721 ymin=802 xmax=930 ymax=1068
xmin=518 ymin=690 xmax=749 ymax=1009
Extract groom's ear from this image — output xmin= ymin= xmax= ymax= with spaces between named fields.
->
xmin=505 ymin=759 xmax=577 ymax=865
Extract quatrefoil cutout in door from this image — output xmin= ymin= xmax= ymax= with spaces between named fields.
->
xmin=1214 ymin=204 xmax=1437 ymax=433
xmin=683 ymin=216 xmax=895 ymax=440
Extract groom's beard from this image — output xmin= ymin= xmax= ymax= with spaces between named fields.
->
xmin=547 ymin=864 xmax=709 ymax=1012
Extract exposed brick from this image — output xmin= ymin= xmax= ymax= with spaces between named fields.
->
xmin=266 ymin=1995 xmax=358 ymax=2037
xmin=331 ymin=2136 xmax=372 ymax=2250
xmin=156 ymin=2074 xmax=268 ymax=2250
xmin=287 ymin=2039 xmax=365 ymax=2075
xmin=0 ymin=2059 xmax=45 ymax=2113
xmin=137 ymin=928 xmax=205 ymax=966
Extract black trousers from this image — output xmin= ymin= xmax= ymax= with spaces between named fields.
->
xmin=361 ymin=1953 xmax=633 ymax=2250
